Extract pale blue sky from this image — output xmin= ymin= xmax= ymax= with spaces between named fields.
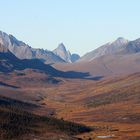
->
xmin=0 ymin=0 xmax=140 ymax=55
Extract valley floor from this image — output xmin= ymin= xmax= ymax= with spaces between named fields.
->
xmin=0 ymin=72 xmax=140 ymax=140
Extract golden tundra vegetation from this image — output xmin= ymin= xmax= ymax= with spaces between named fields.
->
xmin=0 ymin=70 xmax=140 ymax=140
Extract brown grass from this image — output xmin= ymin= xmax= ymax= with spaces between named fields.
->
xmin=0 ymin=72 xmax=140 ymax=140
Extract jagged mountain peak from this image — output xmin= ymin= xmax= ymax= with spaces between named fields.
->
xmin=133 ymin=38 xmax=140 ymax=43
xmin=53 ymin=43 xmax=80 ymax=63
xmin=0 ymin=30 xmax=65 ymax=63
xmin=116 ymin=37 xmax=127 ymax=41
xmin=79 ymin=37 xmax=140 ymax=62
xmin=0 ymin=30 xmax=8 ymax=36
xmin=57 ymin=43 xmax=67 ymax=51
xmin=53 ymin=43 xmax=72 ymax=63
xmin=113 ymin=37 xmax=129 ymax=45
xmin=0 ymin=30 xmax=80 ymax=63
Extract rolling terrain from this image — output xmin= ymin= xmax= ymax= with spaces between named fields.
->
xmin=54 ymin=53 xmax=140 ymax=76
xmin=0 ymin=72 xmax=139 ymax=140
xmin=54 ymin=37 xmax=140 ymax=77
xmin=0 ymin=31 xmax=80 ymax=64
xmin=0 ymin=31 xmax=140 ymax=140
xmin=0 ymin=95 xmax=91 ymax=140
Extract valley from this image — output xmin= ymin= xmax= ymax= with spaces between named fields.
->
xmin=0 ymin=71 xmax=140 ymax=140
xmin=0 ymin=30 xmax=140 ymax=140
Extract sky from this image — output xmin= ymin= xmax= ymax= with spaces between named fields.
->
xmin=0 ymin=0 xmax=140 ymax=55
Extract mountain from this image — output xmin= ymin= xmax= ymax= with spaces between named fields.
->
xmin=0 ymin=31 xmax=65 ymax=64
xmin=71 ymin=53 xmax=80 ymax=62
xmin=54 ymin=37 xmax=140 ymax=76
xmin=79 ymin=37 xmax=129 ymax=62
xmin=54 ymin=52 xmax=140 ymax=77
xmin=121 ymin=38 xmax=140 ymax=54
xmin=53 ymin=43 xmax=80 ymax=63
xmin=0 ymin=31 xmax=80 ymax=64
xmin=53 ymin=43 xmax=72 ymax=62
xmin=0 ymin=41 xmax=89 ymax=79
xmin=0 ymin=42 xmax=20 ymax=72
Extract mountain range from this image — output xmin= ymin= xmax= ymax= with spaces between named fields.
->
xmin=0 ymin=31 xmax=80 ymax=64
xmin=79 ymin=37 xmax=128 ymax=61
xmin=54 ymin=37 xmax=140 ymax=76
xmin=0 ymin=30 xmax=140 ymax=77
xmin=79 ymin=37 xmax=140 ymax=62
xmin=0 ymin=30 xmax=140 ymax=140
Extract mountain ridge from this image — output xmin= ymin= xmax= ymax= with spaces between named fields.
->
xmin=0 ymin=31 xmax=80 ymax=64
xmin=79 ymin=37 xmax=130 ymax=62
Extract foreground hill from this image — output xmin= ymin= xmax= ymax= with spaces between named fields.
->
xmin=0 ymin=95 xmax=91 ymax=140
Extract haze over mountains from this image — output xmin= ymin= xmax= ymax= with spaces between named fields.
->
xmin=79 ymin=37 xmax=140 ymax=62
xmin=0 ymin=31 xmax=80 ymax=64
xmin=0 ymin=30 xmax=140 ymax=140
xmin=53 ymin=43 xmax=80 ymax=63
xmin=79 ymin=37 xmax=129 ymax=62
xmin=0 ymin=30 xmax=140 ymax=77
xmin=54 ymin=37 xmax=140 ymax=76
xmin=0 ymin=45 xmax=89 ymax=81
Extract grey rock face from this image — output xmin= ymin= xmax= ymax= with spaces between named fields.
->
xmin=53 ymin=43 xmax=80 ymax=63
xmin=71 ymin=54 xmax=80 ymax=62
xmin=79 ymin=37 xmax=132 ymax=62
xmin=123 ymin=38 xmax=140 ymax=54
xmin=53 ymin=43 xmax=72 ymax=63
xmin=0 ymin=31 xmax=65 ymax=63
xmin=0 ymin=31 xmax=80 ymax=63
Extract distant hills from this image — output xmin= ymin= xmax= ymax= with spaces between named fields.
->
xmin=79 ymin=37 xmax=128 ymax=61
xmin=79 ymin=37 xmax=140 ymax=62
xmin=0 ymin=30 xmax=140 ymax=77
xmin=0 ymin=31 xmax=80 ymax=64
xmin=54 ymin=37 xmax=140 ymax=76
xmin=0 ymin=40 xmax=89 ymax=79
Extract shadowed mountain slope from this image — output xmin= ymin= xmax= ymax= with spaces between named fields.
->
xmin=0 ymin=31 xmax=65 ymax=64
xmin=0 ymin=31 xmax=80 ymax=64
xmin=54 ymin=37 xmax=140 ymax=76
xmin=0 ymin=43 xmax=90 ymax=79
xmin=54 ymin=53 xmax=140 ymax=76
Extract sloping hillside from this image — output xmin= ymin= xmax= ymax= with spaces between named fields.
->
xmin=0 ymin=43 xmax=89 ymax=79
xmin=0 ymin=31 xmax=65 ymax=63
xmin=79 ymin=37 xmax=140 ymax=62
xmin=54 ymin=53 xmax=140 ymax=76
xmin=0 ymin=95 xmax=91 ymax=140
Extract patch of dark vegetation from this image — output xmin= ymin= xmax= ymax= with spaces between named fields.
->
xmin=87 ymin=89 xmax=140 ymax=108
xmin=0 ymin=96 xmax=38 ymax=109
xmin=44 ymin=76 xmax=60 ymax=84
xmin=0 ymin=81 xmax=19 ymax=88
xmin=0 ymin=95 xmax=91 ymax=140
xmin=16 ymin=72 xmax=26 ymax=76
